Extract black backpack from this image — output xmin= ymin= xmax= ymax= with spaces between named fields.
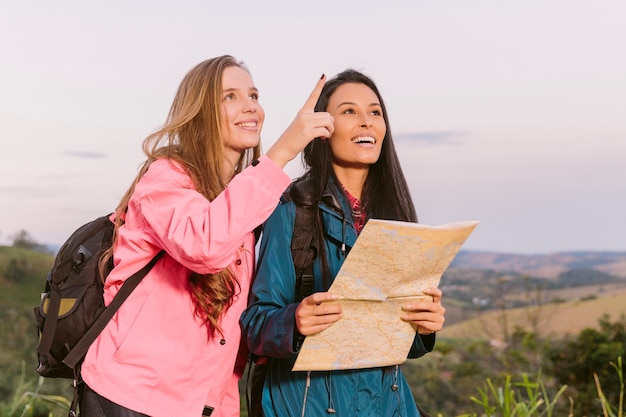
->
xmin=245 ymin=181 xmax=319 ymax=417
xmin=34 ymin=214 xmax=163 ymax=415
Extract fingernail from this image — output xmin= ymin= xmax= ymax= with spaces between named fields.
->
xmin=320 ymin=73 xmax=325 ymax=80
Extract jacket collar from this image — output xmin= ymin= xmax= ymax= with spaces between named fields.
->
xmin=319 ymin=179 xmax=357 ymax=251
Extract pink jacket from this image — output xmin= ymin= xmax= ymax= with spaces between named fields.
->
xmin=81 ymin=155 xmax=290 ymax=417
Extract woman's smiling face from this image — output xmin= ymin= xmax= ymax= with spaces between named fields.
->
xmin=220 ymin=66 xmax=265 ymax=159
xmin=325 ymin=82 xmax=386 ymax=170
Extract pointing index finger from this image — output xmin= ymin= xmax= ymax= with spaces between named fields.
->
xmin=298 ymin=74 xmax=326 ymax=114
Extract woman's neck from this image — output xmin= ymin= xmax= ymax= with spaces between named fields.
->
xmin=333 ymin=166 xmax=369 ymax=201
xmin=221 ymin=152 xmax=241 ymax=184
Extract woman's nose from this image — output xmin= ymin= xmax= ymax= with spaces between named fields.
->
xmin=243 ymin=99 xmax=257 ymax=113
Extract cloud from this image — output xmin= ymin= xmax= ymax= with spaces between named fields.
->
xmin=394 ymin=131 xmax=469 ymax=146
xmin=64 ymin=151 xmax=109 ymax=159
xmin=0 ymin=185 xmax=63 ymax=202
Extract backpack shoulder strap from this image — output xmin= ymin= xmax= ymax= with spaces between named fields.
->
xmin=285 ymin=177 xmax=318 ymax=301
xmin=62 ymin=250 xmax=165 ymax=369
xmin=294 ymin=203 xmax=316 ymax=301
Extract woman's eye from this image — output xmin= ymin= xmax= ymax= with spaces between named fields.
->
xmin=224 ymin=93 xmax=236 ymax=101
xmin=371 ymin=110 xmax=382 ymax=116
xmin=250 ymin=92 xmax=259 ymax=100
xmin=343 ymin=108 xmax=356 ymax=114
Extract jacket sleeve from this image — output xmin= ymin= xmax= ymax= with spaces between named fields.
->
xmin=407 ymin=332 xmax=436 ymax=358
xmin=125 ymin=156 xmax=290 ymax=274
xmin=240 ymin=201 xmax=303 ymax=358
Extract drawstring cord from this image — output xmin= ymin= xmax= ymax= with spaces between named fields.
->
xmin=301 ymin=371 xmax=311 ymax=417
xmin=392 ymin=364 xmax=399 ymax=391
xmin=300 ymin=371 xmax=336 ymax=415
xmin=325 ymin=372 xmax=336 ymax=413
xmin=393 ymin=365 xmax=402 ymax=417
xmin=340 ymin=218 xmax=347 ymax=257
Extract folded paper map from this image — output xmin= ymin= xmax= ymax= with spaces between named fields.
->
xmin=292 ymin=219 xmax=479 ymax=371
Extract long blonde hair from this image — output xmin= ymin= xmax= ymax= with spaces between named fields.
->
xmin=99 ymin=55 xmax=261 ymax=335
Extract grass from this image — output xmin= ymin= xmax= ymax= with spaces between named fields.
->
xmin=440 ymin=292 xmax=626 ymax=340
xmin=456 ymin=356 xmax=623 ymax=417
xmin=595 ymin=356 xmax=624 ymax=417
xmin=460 ymin=373 xmax=568 ymax=417
xmin=0 ymin=246 xmax=54 ymax=306
xmin=0 ymin=362 xmax=71 ymax=417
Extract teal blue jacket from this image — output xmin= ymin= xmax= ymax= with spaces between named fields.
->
xmin=240 ymin=179 xmax=435 ymax=417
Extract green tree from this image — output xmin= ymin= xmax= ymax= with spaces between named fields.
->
xmin=11 ymin=230 xmax=48 ymax=253
xmin=547 ymin=314 xmax=626 ymax=416
xmin=3 ymin=257 xmax=38 ymax=283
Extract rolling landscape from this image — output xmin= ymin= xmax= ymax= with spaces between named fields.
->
xmin=1 ymin=244 xmax=625 ymax=416
xmin=441 ymin=250 xmax=626 ymax=337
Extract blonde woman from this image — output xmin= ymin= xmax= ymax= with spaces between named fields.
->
xmin=80 ymin=55 xmax=333 ymax=417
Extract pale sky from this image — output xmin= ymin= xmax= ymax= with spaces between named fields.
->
xmin=1 ymin=0 xmax=625 ymax=254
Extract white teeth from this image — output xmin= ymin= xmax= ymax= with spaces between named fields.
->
xmin=237 ymin=122 xmax=257 ymax=127
xmin=352 ymin=136 xmax=375 ymax=144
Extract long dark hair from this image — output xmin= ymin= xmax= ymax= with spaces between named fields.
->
xmin=296 ymin=69 xmax=417 ymax=286
xmin=302 ymin=69 xmax=417 ymax=222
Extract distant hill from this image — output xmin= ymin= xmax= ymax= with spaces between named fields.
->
xmin=450 ymin=250 xmax=626 ymax=279
xmin=2 ymin=245 xmax=625 ymax=337
xmin=440 ymin=291 xmax=626 ymax=340
xmin=440 ymin=250 xmax=626 ymax=329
